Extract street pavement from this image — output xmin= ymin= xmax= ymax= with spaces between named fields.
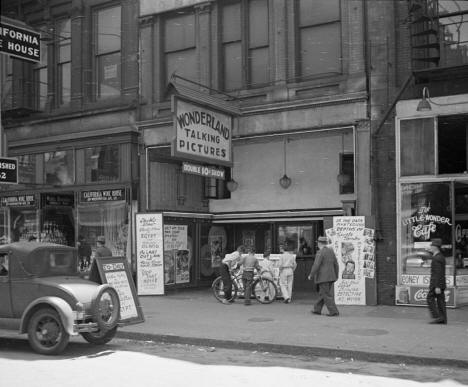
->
xmin=118 ymin=288 xmax=468 ymax=367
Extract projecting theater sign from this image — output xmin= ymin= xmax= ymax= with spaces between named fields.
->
xmin=172 ymin=98 xmax=232 ymax=166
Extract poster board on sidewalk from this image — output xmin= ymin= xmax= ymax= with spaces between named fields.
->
xmin=135 ymin=212 xmax=165 ymax=295
xmin=326 ymin=216 xmax=376 ymax=306
xmin=89 ymin=256 xmax=144 ymax=325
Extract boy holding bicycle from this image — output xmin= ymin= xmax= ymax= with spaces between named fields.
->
xmin=220 ymin=245 xmax=245 ymax=304
xmin=240 ymin=248 xmax=262 ymax=306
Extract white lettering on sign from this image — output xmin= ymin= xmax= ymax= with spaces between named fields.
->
xmin=104 ymin=271 xmax=138 ymax=320
xmin=182 ymin=162 xmax=225 ymax=179
xmin=402 ymin=205 xmax=451 ymax=240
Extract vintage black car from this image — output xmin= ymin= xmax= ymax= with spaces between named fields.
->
xmin=0 ymin=242 xmax=121 ymax=355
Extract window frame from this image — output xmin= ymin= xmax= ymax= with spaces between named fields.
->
xmin=219 ymin=0 xmax=271 ymax=91
xmin=93 ymin=4 xmax=122 ymax=100
xmin=55 ymin=18 xmax=71 ymax=107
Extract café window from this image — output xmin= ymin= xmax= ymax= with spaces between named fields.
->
xmin=163 ymin=10 xmax=197 ymax=86
xmin=221 ymin=0 xmax=270 ymax=91
xmin=400 ymin=115 xmax=468 ymax=177
xmin=94 ymin=5 xmax=122 ymax=98
xmin=400 ymin=182 xmax=453 ymax=276
xmin=44 ymin=150 xmax=74 ymax=185
xmin=84 ymin=145 xmax=120 ymax=183
xmin=295 ymin=0 xmax=341 ymax=80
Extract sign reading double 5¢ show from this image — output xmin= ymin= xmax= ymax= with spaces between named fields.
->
xmin=172 ymin=98 xmax=232 ymax=166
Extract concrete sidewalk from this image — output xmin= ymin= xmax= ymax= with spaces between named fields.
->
xmin=118 ymin=288 xmax=468 ymax=367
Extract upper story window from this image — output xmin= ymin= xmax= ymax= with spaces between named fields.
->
xmin=221 ymin=0 xmax=270 ymax=91
xmin=56 ymin=18 xmax=71 ymax=106
xmin=296 ymin=0 xmax=342 ymax=80
xmin=84 ymin=145 xmax=120 ymax=183
xmin=34 ymin=33 xmax=48 ymax=111
xmin=163 ymin=10 xmax=197 ymax=83
xmin=44 ymin=150 xmax=74 ymax=185
xmin=18 ymin=155 xmax=37 ymax=185
xmin=94 ymin=5 xmax=122 ymax=99
xmin=2 ymin=57 xmax=13 ymax=110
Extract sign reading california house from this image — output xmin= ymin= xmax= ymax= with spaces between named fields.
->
xmin=0 ymin=18 xmax=40 ymax=62
xmin=172 ymin=98 xmax=232 ymax=166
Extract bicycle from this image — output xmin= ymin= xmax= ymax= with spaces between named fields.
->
xmin=211 ymin=268 xmax=277 ymax=304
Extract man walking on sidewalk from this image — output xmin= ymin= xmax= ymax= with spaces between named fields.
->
xmin=427 ymin=238 xmax=447 ymax=324
xmin=308 ymin=236 xmax=339 ymax=316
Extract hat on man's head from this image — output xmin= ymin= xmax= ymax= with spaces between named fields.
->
xmin=317 ymin=236 xmax=329 ymax=244
xmin=97 ymin=236 xmax=106 ymax=244
xmin=430 ymin=238 xmax=442 ymax=247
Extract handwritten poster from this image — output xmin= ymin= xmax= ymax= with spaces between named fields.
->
xmin=328 ymin=216 xmax=375 ymax=305
xmin=136 ymin=213 xmax=164 ymax=295
xmin=105 ymin=270 xmax=138 ymax=320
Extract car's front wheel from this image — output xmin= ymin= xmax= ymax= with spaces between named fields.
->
xmin=81 ymin=326 xmax=117 ymax=345
xmin=27 ymin=308 xmax=70 ymax=355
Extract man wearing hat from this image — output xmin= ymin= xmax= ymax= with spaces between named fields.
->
xmin=427 ymin=238 xmax=447 ymax=324
xmin=307 ymin=236 xmax=340 ymax=316
xmin=95 ymin=236 xmax=113 ymax=258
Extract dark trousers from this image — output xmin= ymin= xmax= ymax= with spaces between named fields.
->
xmin=427 ymin=288 xmax=447 ymax=322
xmin=242 ymin=271 xmax=254 ymax=304
xmin=220 ymin=263 xmax=232 ymax=300
xmin=314 ymin=281 xmax=339 ymax=315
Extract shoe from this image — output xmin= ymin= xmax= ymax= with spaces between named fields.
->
xmin=429 ymin=318 xmax=446 ymax=324
xmin=221 ymin=299 xmax=232 ymax=305
xmin=311 ymin=311 xmax=321 ymax=315
xmin=283 ymin=298 xmax=290 ymax=303
xmin=326 ymin=313 xmax=339 ymax=317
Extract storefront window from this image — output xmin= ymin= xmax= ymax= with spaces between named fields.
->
xmin=10 ymin=207 xmax=39 ymax=243
xmin=84 ymin=145 xmax=120 ymax=183
xmin=200 ymin=224 xmax=228 ymax=282
xmin=18 ymin=155 xmax=36 ymax=185
xmin=400 ymin=118 xmax=435 ymax=176
xmin=45 ymin=151 xmax=74 ymax=185
xmin=400 ymin=182 xmax=452 ymax=276
xmin=163 ymin=221 xmax=194 ymax=285
xmin=277 ymin=224 xmax=316 ymax=256
xmin=77 ymin=201 xmax=129 ymax=257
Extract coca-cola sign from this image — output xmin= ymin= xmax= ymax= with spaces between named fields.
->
xmin=407 ymin=286 xmax=455 ymax=306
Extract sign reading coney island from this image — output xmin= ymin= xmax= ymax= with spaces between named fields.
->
xmin=172 ymin=98 xmax=232 ymax=166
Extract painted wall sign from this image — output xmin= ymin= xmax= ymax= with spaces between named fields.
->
xmin=0 ymin=194 xmax=35 ymax=207
xmin=182 ymin=162 xmax=225 ymax=179
xmin=400 ymin=274 xmax=454 ymax=287
xmin=135 ymin=213 xmax=165 ymax=295
xmin=80 ymin=189 xmax=126 ymax=203
xmin=172 ymin=98 xmax=232 ymax=166
xmin=402 ymin=205 xmax=451 ymax=240
xmin=0 ymin=19 xmax=40 ymax=62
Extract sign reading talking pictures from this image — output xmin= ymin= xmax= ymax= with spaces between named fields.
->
xmin=89 ymin=256 xmax=144 ymax=325
xmin=172 ymin=98 xmax=232 ymax=166
xmin=135 ymin=213 xmax=165 ymax=295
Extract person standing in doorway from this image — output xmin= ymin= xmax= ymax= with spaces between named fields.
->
xmin=95 ymin=236 xmax=112 ymax=258
xmin=427 ymin=238 xmax=447 ymax=324
xmin=308 ymin=236 xmax=339 ymax=316
xmin=78 ymin=235 xmax=92 ymax=270
xmin=219 ymin=245 xmax=245 ymax=305
xmin=278 ymin=242 xmax=297 ymax=303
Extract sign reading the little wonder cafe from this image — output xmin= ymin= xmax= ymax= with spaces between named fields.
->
xmin=172 ymin=98 xmax=232 ymax=166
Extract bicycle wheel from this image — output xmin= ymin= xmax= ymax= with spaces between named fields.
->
xmin=253 ymin=277 xmax=277 ymax=304
xmin=212 ymin=276 xmax=238 ymax=303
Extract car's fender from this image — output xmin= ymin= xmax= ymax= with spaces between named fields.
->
xmin=20 ymin=297 xmax=76 ymax=336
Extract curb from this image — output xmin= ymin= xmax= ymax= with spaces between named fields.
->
xmin=116 ymin=331 xmax=468 ymax=369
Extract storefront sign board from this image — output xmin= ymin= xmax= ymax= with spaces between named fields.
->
xmin=89 ymin=256 xmax=144 ymax=325
xmin=0 ymin=194 xmax=35 ymax=207
xmin=135 ymin=213 xmax=165 ymax=295
xmin=182 ymin=162 xmax=225 ymax=179
xmin=172 ymin=98 xmax=232 ymax=166
xmin=396 ymin=285 xmax=455 ymax=307
xmin=164 ymin=225 xmax=190 ymax=284
xmin=328 ymin=217 xmax=375 ymax=305
xmin=42 ymin=193 xmax=74 ymax=207
xmin=80 ymin=189 xmax=126 ymax=203
xmin=0 ymin=157 xmax=18 ymax=184
xmin=0 ymin=18 xmax=40 ymax=62
xmin=401 ymin=274 xmax=454 ymax=287
xmin=456 ymin=275 xmax=468 ymax=286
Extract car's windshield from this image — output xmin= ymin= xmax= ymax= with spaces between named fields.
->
xmin=21 ymin=249 xmax=77 ymax=276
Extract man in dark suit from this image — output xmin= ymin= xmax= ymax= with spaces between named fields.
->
xmin=308 ymin=236 xmax=339 ymax=316
xmin=427 ymin=238 xmax=447 ymax=324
